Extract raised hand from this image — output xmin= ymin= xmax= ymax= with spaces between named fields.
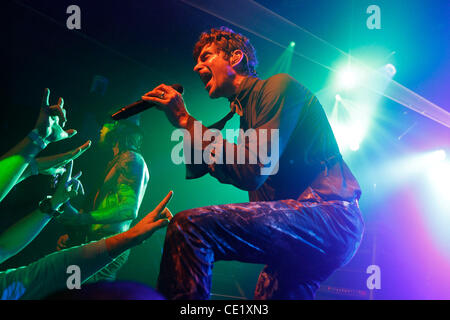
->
xmin=34 ymin=140 xmax=91 ymax=176
xmin=51 ymin=161 xmax=84 ymax=211
xmin=33 ymin=88 xmax=77 ymax=145
xmin=127 ymin=191 xmax=174 ymax=245
xmin=105 ymin=191 xmax=174 ymax=258
xmin=142 ymin=84 xmax=191 ymax=129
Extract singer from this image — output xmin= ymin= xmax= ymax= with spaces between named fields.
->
xmin=142 ymin=27 xmax=364 ymax=300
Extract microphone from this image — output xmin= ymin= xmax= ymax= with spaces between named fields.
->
xmin=111 ymin=84 xmax=184 ymax=120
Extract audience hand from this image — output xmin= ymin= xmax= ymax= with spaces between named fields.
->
xmin=51 ymin=161 xmax=84 ymax=212
xmin=33 ymin=88 xmax=77 ymax=145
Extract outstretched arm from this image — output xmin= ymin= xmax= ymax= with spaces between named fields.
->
xmin=0 ymin=161 xmax=83 ymax=264
xmin=0 ymin=88 xmax=77 ymax=202
xmin=17 ymin=140 xmax=91 ymax=184
xmin=0 ymin=209 xmax=52 ymax=264
xmin=0 ymin=191 xmax=173 ymax=300
xmin=0 ymin=136 xmax=43 ymax=203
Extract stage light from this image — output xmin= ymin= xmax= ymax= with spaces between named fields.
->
xmin=428 ymin=149 xmax=446 ymax=162
xmin=331 ymin=122 xmax=363 ymax=153
xmin=335 ymin=94 xmax=342 ymax=102
xmin=266 ymin=40 xmax=295 ymax=76
xmin=383 ymin=64 xmax=397 ymax=77
xmin=422 ymin=150 xmax=450 ymax=253
xmin=424 ymin=150 xmax=449 ymax=193
xmin=337 ymin=66 xmax=360 ymax=90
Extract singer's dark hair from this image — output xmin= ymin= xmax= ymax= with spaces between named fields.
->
xmin=193 ymin=27 xmax=258 ymax=76
xmin=104 ymin=121 xmax=143 ymax=154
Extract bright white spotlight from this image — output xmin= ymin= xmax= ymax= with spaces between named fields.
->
xmin=335 ymin=94 xmax=342 ymax=102
xmin=337 ymin=67 xmax=359 ymax=90
xmin=349 ymin=141 xmax=360 ymax=151
xmin=425 ymin=157 xmax=450 ymax=218
xmin=430 ymin=149 xmax=446 ymax=162
xmin=331 ymin=123 xmax=363 ymax=153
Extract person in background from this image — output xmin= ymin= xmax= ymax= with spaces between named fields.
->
xmin=57 ymin=116 xmax=149 ymax=283
xmin=0 ymin=88 xmax=172 ymax=299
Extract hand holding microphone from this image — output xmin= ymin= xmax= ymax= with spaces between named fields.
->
xmin=111 ymin=83 xmax=184 ymax=121
xmin=140 ymin=83 xmax=192 ymax=129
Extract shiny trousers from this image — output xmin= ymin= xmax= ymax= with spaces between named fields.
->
xmin=156 ymin=199 xmax=364 ymax=300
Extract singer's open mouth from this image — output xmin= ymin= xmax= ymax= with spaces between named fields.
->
xmin=199 ymin=72 xmax=212 ymax=88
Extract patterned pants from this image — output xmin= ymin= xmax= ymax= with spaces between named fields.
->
xmin=156 ymin=199 xmax=363 ymax=300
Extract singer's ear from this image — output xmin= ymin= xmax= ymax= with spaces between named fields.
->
xmin=230 ymin=50 xmax=244 ymax=68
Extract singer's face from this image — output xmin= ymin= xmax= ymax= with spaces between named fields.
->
xmin=193 ymin=43 xmax=236 ymax=99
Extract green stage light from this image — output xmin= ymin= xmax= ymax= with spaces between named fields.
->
xmin=289 ymin=41 xmax=295 ymax=47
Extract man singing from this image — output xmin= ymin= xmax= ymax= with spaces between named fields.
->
xmin=142 ymin=27 xmax=363 ymax=299
xmin=57 ymin=117 xmax=149 ymax=283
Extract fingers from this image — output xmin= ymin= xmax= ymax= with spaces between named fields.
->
xmin=53 ymin=167 xmax=66 ymax=175
xmin=141 ymin=95 xmax=164 ymax=103
xmin=67 ymin=170 xmax=81 ymax=188
xmin=69 ymin=140 xmax=91 ymax=161
xmin=61 ymin=161 xmax=73 ymax=185
xmin=65 ymin=129 xmax=77 ymax=138
xmin=58 ymin=98 xmax=67 ymax=128
xmin=149 ymin=218 xmax=171 ymax=231
xmin=58 ymin=96 xmax=64 ymax=109
xmin=72 ymin=177 xmax=85 ymax=196
xmin=78 ymin=180 xmax=85 ymax=195
xmin=58 ymin=140 xmax=92 ymax=163
xmin=64 ymin=171 xmax=84 ymax=198
xmin=48 ymin=99 xmax=67 ymax=124
xmin=142 ymin=84 xmax=173 ymax=102
xmin=143 ymin=84 xmax=168 ymax=96
xmin=71 ymin=171 xmax=82 ymax=180
xmin=58 ymin=129 xmax=77 ymax=141
xmin=159 ymin=207 xmax=173 ymax=221
xmin=41 ymin=88 xmax=50 ymax=108
xmin=36 ymin=140 xmax=91 ymax=176
xmin=152 ymin=191 xmax=173 ymax=215
xmin=77 ymin=140 xmax=92 ymax=153
xmin=141 ymin=96 xmax=166 ymax=111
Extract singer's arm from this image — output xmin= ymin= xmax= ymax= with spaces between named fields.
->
xmin=142 ymin=76 xmax=308 ymax=191
xmin=183 ymin=75 xmax=309 ymax=190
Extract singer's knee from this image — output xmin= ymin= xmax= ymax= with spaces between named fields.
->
xmin=168 ymin=207 xmax=213 ymax=238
